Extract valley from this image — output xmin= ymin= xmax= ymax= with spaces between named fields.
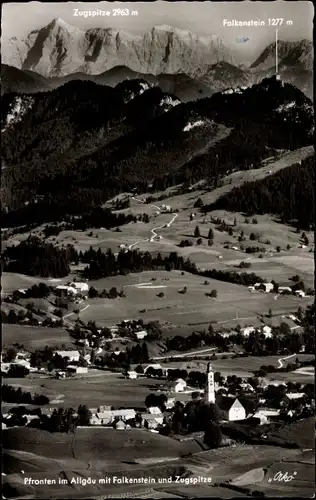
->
xmin=1 ymin=4 xmax=315 ymax=500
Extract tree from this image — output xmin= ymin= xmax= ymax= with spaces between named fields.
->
xmin=197 ymin=238 xmax=203 ymax=245
xmin=4 ymin=348 xmax=17 ymax=362
xmin=203 ymin=421 xmax=222 ymax=448
xmin=77 ymin=405 xmax=92 ymax=426
xmin=208 ymin=228 xmax=214 ymax=240
xmin=210 ymin=289 xmax=217 ymax=298
xmin=194 ymin=197 xmax=203 ymax=208
xmin=194 ymin=226 xmax=201 ymax=238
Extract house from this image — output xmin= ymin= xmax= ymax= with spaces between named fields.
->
xmin=55 ymin=285 xmax=78 ymax=296
xmin=70 ymin=281 xmax=89 ymax=295
xmin=89 ymin=409 xmax=136 ymax=426
xmin=56 ymin=350 xmax=80 ymax=362
xmin=166 ymin=397 xmax=175 ymax=409
xmin=134 ymin=330 xmax=148 ymax=340
xmin=259 ymin=283 xmax=274 ymax=293
xmin=174 ymin=378 xmax=187 ymax=393
xmin=148 ymin=406 xmax=162 ymax=415
xmin=282 ymin=393 xmax=305 ymax=404
xmin=127 ymin=370 xmax=138 ymax=379
xmin=295 ymin=290 xmax=305 ymax=297
xmin=232 ymin=246 xmax=239 ymax=251
xmin=144 ymin=364 xmax=162 ymax=374
xmin=241 ymin=326 xmax=255 ymax=337
xmin=115 ymin=419 xmax=126 ymax=430
xmin=261 ymin=325 xmax=272 ymax=338
xmin=216 ymin=396 xmax=246 ymax=421
xmin=141 ymin=414 xmax=163 ymax=429
xmin=278 ymin=287 xmax=292 ymax=294
xmin=67 ymin=365 xmax=88 ymax=374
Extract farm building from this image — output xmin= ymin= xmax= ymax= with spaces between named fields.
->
xmin=89 ymin=408 xmax=136 ymax=426
xmin=216 ymin=397 xmax=246 ymax=421
xmin=56 ymin=350 xmax=80 ymax=362
xmin=174 ymin=378 xmax=187 ymax=393
xmin=241 ymin=326 xmax=255 ymax=337
xmin=70 ymin=282 xmax=89 ymax=294
xmin=134 ymin=330 xmax=148 ymax=340
xmin=261 ymin=325 xmax=272 ymax=338
xmin=115 ymin=419 xmax=126 ymax=430
xmin=258 ymin=283 xmax=274 ymax=293
xmin=278 ymin=287 xmax=292 ymax=294
xmin=141 ymin=413 xmax=164 ymax=429
xmin=127 ymin=370 xmax=138 ymax=379
xmin=67 ymin=365 xmax=88 ymax=374
xmin=144 ymin=363 xmax=162 ymax=374
xmin=282 ymin=393 xmax=305 ymax=403
xmin=295 ymin=290 xmax=305 ymax=297
xmin=55 ymin=285 xmax=78 ymax=297
xmin=166 ymin=397 xmax=175 ymax=409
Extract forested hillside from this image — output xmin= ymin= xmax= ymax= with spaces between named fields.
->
xmin=1 ymin=77 xmax=313 ymax=226
xmin=206 ymin=156 xmax=315 ymax=230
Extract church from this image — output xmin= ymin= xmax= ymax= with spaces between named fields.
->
xmin=205 ymin=362 xmax=246 ymax=422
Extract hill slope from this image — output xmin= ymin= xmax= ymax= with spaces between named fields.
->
xmin=206 ymin=155 xmax=315 ymax=230
xmin=1 ymin=77 xmax=314 ymax=227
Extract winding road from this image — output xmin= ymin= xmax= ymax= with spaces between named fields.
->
xmin=277 ymin=353 xmax=296 ymax=369
xmin=128 ymin=197 xmax=178 ymax=250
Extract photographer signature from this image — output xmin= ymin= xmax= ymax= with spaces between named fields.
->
xmin=268 ymin=471 xmax=297 ymax=483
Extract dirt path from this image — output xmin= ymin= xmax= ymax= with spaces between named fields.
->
xmin=128 ymin=198 xmax=178 ymax=250
xmin=277 ymin=353 xmax=296 ymax=369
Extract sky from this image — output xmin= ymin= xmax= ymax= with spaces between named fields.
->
xmin=1 ymin=1 xmax=314 ymax=63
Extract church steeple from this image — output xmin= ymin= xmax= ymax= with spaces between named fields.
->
xmin=205 ymin=362 xmax=215 ymax=404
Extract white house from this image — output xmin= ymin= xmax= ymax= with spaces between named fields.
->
xmin=67 ymin=365 xmax=88 ymax=374
xmin=295 ymin=290 xmax=305 ymax=297
xmin=115 ymin=419 xmax=126 ymax=430
xmin=70 ymin=282 xmax=89 ymax=294
xmin=144 ymin=364 xmax=162 ymax=374
xmin=174 ymin=378 xmax=187 ymax=393
xmin=127 ymin=370 xmax=138 ymax=379
xmin=134 ymin=330 xmax=148 ymax=340
xmin=241 ymin=326 xmax=255 ymax=337
xmin=261 ymin=325 xmax=272 ymax=338
xmin=283 ymin=392 xmax=305 ymax=402
xmin=89 ymin=409 xmax=136 ymax=426
xmin=56 ymin=350 xmax=80 ymax=362
xmin=278 ymin=287 xmax=292 ymax=294
xmin=260 ymin=283 xmax=274 ymax=293
xmin=55 ymin=285 xmax=78 ymax=296
xmin=166 ymin=397 xmax=175 ymax=409
xmin=217 ymin=397 xmax=246 ymax=421
xmin=141 ymin=413 xmax=163 ymax=429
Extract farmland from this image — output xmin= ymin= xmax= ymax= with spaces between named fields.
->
xmin=1 ymin=324 xmax=75 ymax=350
xmin=158 ymin=354 xmax=315 ymax=380
xmin=73 ymin=269 xmax=311 ymax=330
xmin=3 ymin=370 xmax=163 ymax=409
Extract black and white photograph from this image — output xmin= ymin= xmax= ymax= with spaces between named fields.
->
xmin=1 ymin=0 xmax=315 ymax=498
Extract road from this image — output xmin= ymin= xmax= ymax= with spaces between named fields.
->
xmin=277 ymin=353 xmax=296 ymax=369
xmin=128 ymin=197 xmax=178 ymax=250
xmin=63 ymin=304 xmax=90 ymax=326
xmin=152 ymin=347 xmax=217 ymax=360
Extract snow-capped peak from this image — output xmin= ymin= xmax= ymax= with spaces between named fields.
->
xmin=183 ymin=120 xmax=205 ymax=132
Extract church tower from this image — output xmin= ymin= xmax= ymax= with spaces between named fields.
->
xmin=205 ymin=362 xmax=215 ymax=404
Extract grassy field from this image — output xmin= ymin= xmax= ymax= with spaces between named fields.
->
xmin=3 ymin=426 xmax=201 ymax=499
xmin=159 ymin=354 xmax=315 ymax=379
xmin=73 ymin=269 xmax=310 ymax=330
xmin=4 ymin=369 xmax=162 ymax=409
xmin=2 ymin=324 xmax=75 ymax=350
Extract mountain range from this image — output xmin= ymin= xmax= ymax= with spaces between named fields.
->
xmin=1 ymin=74 xmax=313 ymax=228
xmin=1 ymin=18 xmax=313 ymax=100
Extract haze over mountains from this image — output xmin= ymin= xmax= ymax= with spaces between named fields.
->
xmin=1 ymin=18 xmax=313 ymax=100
